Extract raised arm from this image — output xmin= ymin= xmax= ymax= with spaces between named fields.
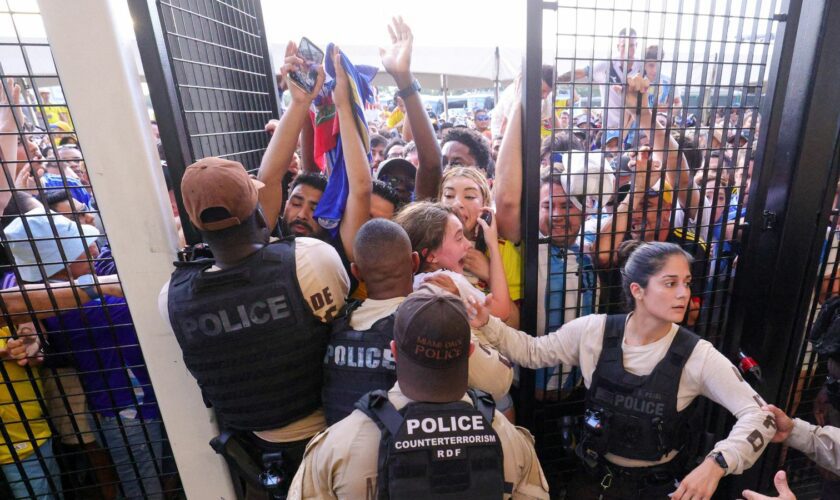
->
xmin=0 ymin=78 xmax=22 ymax=214
xmin=595 ymin=148 xmax=659 ymax=268
xmin=627 ymin=75 xmax=702 ymax=221
xmin=493 ymin=80 xmax=523 ymax=243
xmin=332 ymin=47 xmax=372 ymax=262
xmin=380 ymin=17 xmax=441 ymax=201
xmin=258 ymin=41 xmax=325 ymax=231
xmin=476 ymin=209 xmax=512 ymax=321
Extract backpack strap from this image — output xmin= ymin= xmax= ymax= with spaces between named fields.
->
xmin=354 ymin=390 xmax=403 ymax=436
xmin=656 ymin=327 xmax=700 ymax=381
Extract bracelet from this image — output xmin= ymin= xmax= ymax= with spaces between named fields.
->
xmin=396 ymin=79 xmax=421 ymax=100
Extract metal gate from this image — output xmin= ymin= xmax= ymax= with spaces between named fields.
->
xmin=520 ymin=0 xmax=840 ymax=497
xmin=0 ymin=0 xmax=181 ymax=498
xmin=128 ymin=0 xmax=279 ymax=246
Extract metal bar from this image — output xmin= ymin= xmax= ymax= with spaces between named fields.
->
xmin=128 ymin=0 xmax=200 ymax=245
xmin=518 ymin=0 xmax=544 ymax=428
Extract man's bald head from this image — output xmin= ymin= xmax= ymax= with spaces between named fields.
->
xmin=353 ymin=219 xmax=417 ymax=298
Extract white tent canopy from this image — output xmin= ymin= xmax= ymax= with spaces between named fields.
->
xmin=266 ymin=43 xmax=523 ymax=91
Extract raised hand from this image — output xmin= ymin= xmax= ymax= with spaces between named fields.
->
xmin=280 ymin=41 xmax=325 ymax=105
xmin=331 ymin=46 xmax=351 ymax=110
xmin=380 ymin=16 xmax=414 ymax=88
xmin=617 ymin=73 xmax=650 ymax=113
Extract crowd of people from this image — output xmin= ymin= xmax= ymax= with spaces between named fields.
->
xmin=0 ymin=13 xmax=833 ymax=500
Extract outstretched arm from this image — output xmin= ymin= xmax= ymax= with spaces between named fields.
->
xmin=0 ymin=275 xmax=124 ymax=325
xmin=380 ymin=17 xmax=441 ymax=201
xmin=258 ymin=41 xmax=325 ymax=231
xmin=333 ymin=47 xmax=372 ymax=262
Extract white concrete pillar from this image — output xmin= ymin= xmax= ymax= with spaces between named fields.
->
xmin=38 ymin=0 xmax=236 ymax=497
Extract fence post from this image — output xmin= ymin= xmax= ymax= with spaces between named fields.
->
xmin=38 ymin=1 xmax=237 ymax=497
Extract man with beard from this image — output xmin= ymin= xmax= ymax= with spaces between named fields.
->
xmin=281 ymin=172 xmax=328 ymax=239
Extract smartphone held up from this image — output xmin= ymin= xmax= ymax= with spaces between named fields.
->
xmin=288 ymin=37 xmax=324 ymax=94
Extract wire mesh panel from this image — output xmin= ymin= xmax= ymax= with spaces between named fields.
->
xmin=782 ymin=180 xmax=840 ymax=499
xmin=0 ymin=1 xmax=181 ymax=498
xmin=158 ymin=0 xmax=276 ymax=169
xmin=130 ymin=0 xmax=279 ymax=245
xmin=528 ymin=0 xmax=780 ymax=491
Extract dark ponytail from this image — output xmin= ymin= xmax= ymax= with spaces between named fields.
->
xmin=619 ymin=240 xmax=693 ymax=310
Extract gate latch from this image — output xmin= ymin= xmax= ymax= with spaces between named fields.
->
xmin=762 ymin=210 xmax=777 ymax=230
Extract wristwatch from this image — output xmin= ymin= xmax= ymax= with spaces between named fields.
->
xmin=708 ymin=451 xmax=728 ymax=471
xmin=396 ymin=79 xmax=421 ymax=100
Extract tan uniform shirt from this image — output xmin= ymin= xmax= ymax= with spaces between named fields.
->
xmin=479 ymin=313 xmax=775 ymax=474
xmin=787 ymin=418 xmax=840 ymax=472
xmin=158 ymin=237 xmax=350 ymax=443
xmin=365 ymin=283 xmax=514 ymax=402
xmin=287 ymin=382 xmax=549 ymax=500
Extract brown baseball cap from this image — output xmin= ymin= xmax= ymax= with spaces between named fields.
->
xmin=394 ymin=286 xmax=471 ymax=403
xmin=181 ymin=157 xmax=265 ymax=231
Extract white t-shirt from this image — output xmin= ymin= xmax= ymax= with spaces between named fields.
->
xmin=590 ymin=59 xmax=645 ymax=131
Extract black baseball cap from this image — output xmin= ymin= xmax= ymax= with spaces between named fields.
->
xmin=393 ymin=287 xmax=471 ymax=403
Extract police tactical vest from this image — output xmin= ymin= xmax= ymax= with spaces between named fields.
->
xmin=583 ymin=314 xmax=700 ymax=462
xmin=167 ymin=240 xmax=329 ymax=431
xmin=322 ymin=302 xmax=397 ymax=425
xmin=356 ymin=389 xmax=510 ymax=500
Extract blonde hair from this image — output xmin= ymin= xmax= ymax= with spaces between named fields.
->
xmin=439 ymin=167 xmax=491 ymax=206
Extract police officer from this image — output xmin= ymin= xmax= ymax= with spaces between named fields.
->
xmin=468 ymin=241 xmax=776 ymax=499
xmin=322 ymin=218 xmax=418 ymax=424
xmin=290 ymin=287 xmax=549 ymax=499
xmin=159 ymin=158 xmax=349 ymax=498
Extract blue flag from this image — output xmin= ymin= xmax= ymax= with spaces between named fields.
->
xmin=313 ymin=44 xmax=376 ymax=237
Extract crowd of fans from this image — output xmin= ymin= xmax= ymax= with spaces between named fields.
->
xmin=0 ymin=15 xmax=784 ymax=500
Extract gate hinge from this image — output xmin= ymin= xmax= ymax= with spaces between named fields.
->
xmin=773 ymin=13 xmax=787 ymax=22
xmin=762 ymin=210 xmax=777 ymax=230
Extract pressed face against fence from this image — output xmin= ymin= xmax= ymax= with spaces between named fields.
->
xmin=540 ymin=182 xmax=583 ymax=248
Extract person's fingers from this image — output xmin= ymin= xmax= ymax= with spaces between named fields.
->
xmin=387 ymin=22 xmax=397 ymax=44
xmin=774 ymin=470 xmax=793 ymax=496
xmin=313 ymin=65 xmax=326 ymax=94
xmin=741 ymin=489 xmax=761 ymax=499
xmin=284 ymin=40 xmax=296 ymax=58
